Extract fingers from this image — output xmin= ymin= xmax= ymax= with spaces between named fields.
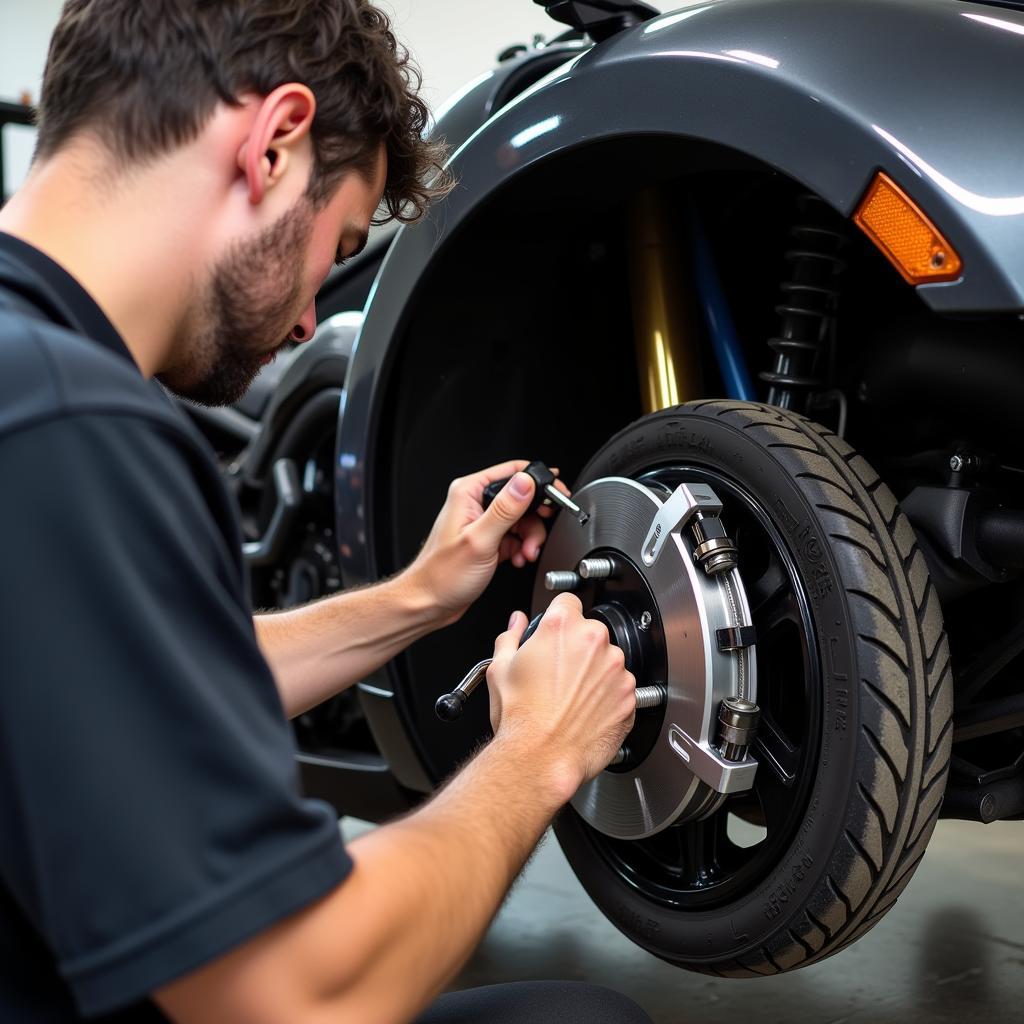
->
xmin=492 ymin=609 xmax=528 ymax=661
xmin=468 ymin=472 xmax=536 ymax=551
xmin=543 ymin=592 xmax=584 ymax=624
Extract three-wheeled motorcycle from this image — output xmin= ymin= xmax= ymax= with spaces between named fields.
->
xmin=184 ymin=0 xmax=1024 ymax=977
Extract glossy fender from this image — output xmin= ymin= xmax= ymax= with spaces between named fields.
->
xmin=336 ymin=0 xmax=1024 ymax=784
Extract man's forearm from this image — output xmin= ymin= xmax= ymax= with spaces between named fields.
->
xmin=254 ymin=571 xmax=445 ymax=718
xmin=154 ymin=733 xmax=574 ymax=1024
xmin=332 ymin=734 xmax=573 ymax=1022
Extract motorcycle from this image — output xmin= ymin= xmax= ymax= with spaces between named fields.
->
xmin=181 ymin=0 xmax=1024 ymax=977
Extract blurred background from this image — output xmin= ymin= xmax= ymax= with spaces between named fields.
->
xmin=1 ymin=0 xmax=701 ymax=201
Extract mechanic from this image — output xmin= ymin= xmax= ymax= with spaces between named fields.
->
xmin=0 ymin=2 xmax=653 ymax=1023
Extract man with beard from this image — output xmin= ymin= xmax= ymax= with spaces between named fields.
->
xmin=0 ymin=2 xmax=651 ymax=1024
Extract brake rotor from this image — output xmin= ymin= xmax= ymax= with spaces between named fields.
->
xmin=531 ymin=476 xmax=758 ymax=840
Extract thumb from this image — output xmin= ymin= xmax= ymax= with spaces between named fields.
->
xmin=473 ymin=473 xmax=535 ymax=548
xmin=492 ymin=610 xmax=528 ymax=662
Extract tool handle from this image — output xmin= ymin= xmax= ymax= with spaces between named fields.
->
xmin=482 ymin=460 xmax=557 ymax=511
xmin=435 ymin=612 xmax=545 ymax=722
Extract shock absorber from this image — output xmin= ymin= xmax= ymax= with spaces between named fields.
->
xmin=761 ymin=194 xmax=846 ymax=411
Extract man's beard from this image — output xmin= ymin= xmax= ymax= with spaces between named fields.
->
xmin=159 ymin=200 xmax=313 ymax=407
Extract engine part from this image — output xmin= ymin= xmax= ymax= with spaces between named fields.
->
xmin=900 ymin=486 xmax=1024 ymax=600
xmin=761 ymin=193 xmax=846 ymax=410
xmin=533 ymin=476 xmax=758 ymax=840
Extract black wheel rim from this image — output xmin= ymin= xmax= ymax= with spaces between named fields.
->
xmin=579 ymin=463 xmax=823 ymax=910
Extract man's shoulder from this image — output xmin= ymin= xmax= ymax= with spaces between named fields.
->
xmin=0 ymin=305 xmax=183 ymax=441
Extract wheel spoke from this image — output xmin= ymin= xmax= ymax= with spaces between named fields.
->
xmin=747 ymin=558 xmax=788 ymax=618
xmin=679 ymin=816 xmax=720 ymax=888
xmin=753 ymin=712 xmax=800 ymax=785
xmin=755 ymin=761 xmax=795 ymax=835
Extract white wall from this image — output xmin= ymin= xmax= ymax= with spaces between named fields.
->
xmin=0 ymin=0 xmax=65 ymax=196
xmin=0 ymin=1 xmax=694 ymax=196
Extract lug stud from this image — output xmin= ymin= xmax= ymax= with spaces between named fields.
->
xmin=578 ymin=556 xmax=615 ymax=580
xmin=635 ymin=684 xmax=666 ymax=710
xmin=544 ymin=570 xmax=580 ymax=592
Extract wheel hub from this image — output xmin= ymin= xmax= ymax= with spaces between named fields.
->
xmin=531 ymin=476 xmax=759 ymax=840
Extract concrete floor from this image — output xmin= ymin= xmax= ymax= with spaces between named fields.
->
xmin=345 ymin=817 xmax=1023 ymax=1023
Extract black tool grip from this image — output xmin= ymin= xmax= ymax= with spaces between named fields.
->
xmin=482 ymin=460 xmax=557 ymax=511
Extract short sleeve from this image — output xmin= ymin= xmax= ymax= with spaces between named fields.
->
xmin=0 ymin=413 xmax=352 ymax=1017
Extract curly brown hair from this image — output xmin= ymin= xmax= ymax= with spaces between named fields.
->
xmin=35 ymin=0 xmax=451 ymax=222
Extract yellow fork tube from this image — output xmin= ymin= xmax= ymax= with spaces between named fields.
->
xmin=626 ymin=187 xmax=703 ymax=414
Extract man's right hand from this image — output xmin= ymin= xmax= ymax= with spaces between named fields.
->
xmin=486 ymin=594 xmax=636 ymax=799
xmin=157 ymin=591 xmax=635 ymax=1024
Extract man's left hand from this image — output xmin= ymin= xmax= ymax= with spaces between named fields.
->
xmin=403 ymin=459 xmax=571 ymax=626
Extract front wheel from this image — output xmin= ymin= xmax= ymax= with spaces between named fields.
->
xmin=548 ymin=401 xmax=953 ymax=975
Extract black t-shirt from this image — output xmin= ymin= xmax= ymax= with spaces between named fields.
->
xmin=0 ymin=233 xmax=352 ymax=1021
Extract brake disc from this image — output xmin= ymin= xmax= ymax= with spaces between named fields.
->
xmin=531 ymin=476 xmax=759 ymax=840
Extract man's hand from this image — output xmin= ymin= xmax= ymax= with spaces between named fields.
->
xmin=486 ymin=594 xmax=636 ymax=794
xmin=403 ymin=459 xmax=571 ymax=627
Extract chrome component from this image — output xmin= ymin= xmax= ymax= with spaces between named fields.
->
xmin=693 ymin=536 xmax=739 ymax=574
xmin=532 ymin=476 xmax=758 ymax=840
xmin=610 ymin=746 xmax=630 ymax=767
xmin=578 ymin=556 xmax=615 ymax=580
xmin=668 ymin=725 xmax=758 ymax=793
xmin=435 ymin=658 xmax=491 ymax=722
xmin=635 ymin=685 xmax=666 ymax=710
xmin=716 ymin=697 xmax=761 ymax=763
xmin=949 ymin=452 xmax=979 ymax=475
xmin=690 ymin=511 xmax=739 ymax=574
xmin=543 ymin=484 xmax=590 ymax=525
xmin=637 ymin=610 xmax=652 ymax=631
xmin=640 ymin=482 xmax=722 ymax=567
xmin=544 ymin=570 xmax=580 ymax=592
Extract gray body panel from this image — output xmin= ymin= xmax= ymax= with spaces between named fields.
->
xmin=338 ymin=0 xmax=1024 ymax=591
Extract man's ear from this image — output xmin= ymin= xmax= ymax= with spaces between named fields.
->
xmin=238 ymin=84 xmax=317 ymax=206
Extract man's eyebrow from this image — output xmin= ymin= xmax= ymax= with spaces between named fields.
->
xmin=336 ymin=230 xmax=369 ymax=264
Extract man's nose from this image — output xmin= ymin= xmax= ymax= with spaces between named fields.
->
xmin=290 ymin=301 xmax=317 ymax=344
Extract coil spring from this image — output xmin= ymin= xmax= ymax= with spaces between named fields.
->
xmin=761 ymin=194 xmax=846 ymax=410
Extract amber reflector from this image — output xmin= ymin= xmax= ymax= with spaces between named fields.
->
xmin=854 ymin=172 xmax=962 ymax=285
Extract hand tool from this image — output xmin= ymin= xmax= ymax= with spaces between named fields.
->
xmin=435 ymin=612 xmax=545 ymax=722
xmin=482 ymin=460 xmax=589 ymax=525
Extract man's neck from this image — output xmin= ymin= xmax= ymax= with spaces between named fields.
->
xmin=0 ymin=140 xmax=209 ymax=378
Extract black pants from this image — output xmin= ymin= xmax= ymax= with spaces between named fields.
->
xmin=416 ymin=981 xmax=653 ymax=1023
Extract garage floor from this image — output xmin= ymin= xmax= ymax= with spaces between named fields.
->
xmin=345 ymin=817 xmax=1022 ymax=1023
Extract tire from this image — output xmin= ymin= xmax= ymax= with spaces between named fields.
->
xmin=554 ymin=400 xmax=953 ymax=975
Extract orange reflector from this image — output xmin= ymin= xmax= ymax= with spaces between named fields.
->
xmin=853 ymin=171 xmax=962 ymax=285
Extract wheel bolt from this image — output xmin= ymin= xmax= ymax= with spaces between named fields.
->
xmin=544 ymin=570 xmax=580 ymax=592
xmin=635 ymin=684 xmax=666 ymax=709
xmin=578 ymin=557 xmax=614 ymax=580
xmin=638 ymin=610 xmax=652 ymax=631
